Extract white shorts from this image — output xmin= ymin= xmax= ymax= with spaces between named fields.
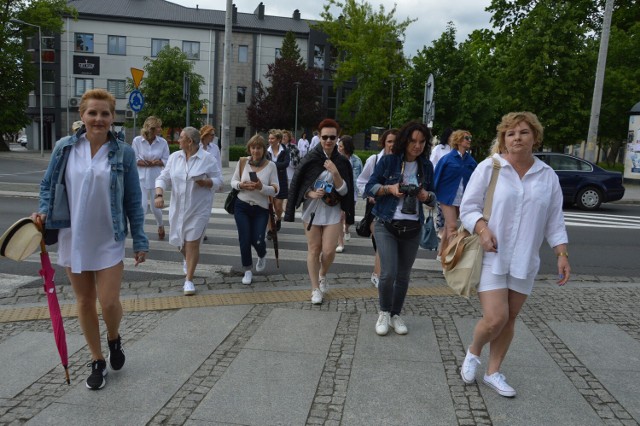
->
xmin=477 ymin=258 xmax=536 ymax=295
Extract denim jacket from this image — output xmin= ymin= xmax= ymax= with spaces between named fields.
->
xmin=364 ymin=153 xmax=436 ymax=223
xmin=39 ymin=130 xmax=149 ymax=253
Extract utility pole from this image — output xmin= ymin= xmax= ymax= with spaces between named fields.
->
xmin=294 ymin=82 xmax=301 ymax=140
xmin=220 ymin=0 xmax=233 ymax=167
xmin=585 ymin=0 xmax=614 ymax=162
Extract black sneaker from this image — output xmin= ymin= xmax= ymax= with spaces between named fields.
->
xmin=107 ymin=334 xmax=125 ymax=371
xmin=276 ymin=220 xmax=282 ymax=231
xmin=86 ymin=359 xmax=107 ymax=390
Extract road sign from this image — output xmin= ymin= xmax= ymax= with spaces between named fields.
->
xmin=128 ymin=90 xmax=144 ymax=113
xmin=131 ymin=68 xmax=144 ymax=88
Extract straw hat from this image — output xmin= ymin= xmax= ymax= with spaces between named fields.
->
xmin=0 ymin=218 xmax=42 ymax=261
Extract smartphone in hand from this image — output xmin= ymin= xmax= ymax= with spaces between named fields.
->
xmin=249 ymin=171 xmax=258 ymax=182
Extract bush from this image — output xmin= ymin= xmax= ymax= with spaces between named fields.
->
xmin=597 ymin=162 xmax=624 ymax=172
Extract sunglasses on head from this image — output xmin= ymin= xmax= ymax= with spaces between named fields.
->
xmin=321 ymin=135 xmax=337 ymax=141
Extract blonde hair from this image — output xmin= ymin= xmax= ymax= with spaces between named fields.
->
xmin=449 ymin=130 xmax=471 ymax=149
xmin=268 ymin=129 xmax=282 ymax=141
xmin=282 ymin=130 xmax=293 ymax=142
xmin=492 ymin=111 xmax=544 ymax=154
xmin=200 ymin=125 xmax=216 ymax=139
xmin=141 ymin=116 xmax=162 ymax=140
xmin=246 ymin=134 xmax=267 ymax=157
xmin=79 ymin=89 xmax=115 ymax=116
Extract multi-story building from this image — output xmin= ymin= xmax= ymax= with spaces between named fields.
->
xmin=22 ymin=0 xmax=348 ymax=150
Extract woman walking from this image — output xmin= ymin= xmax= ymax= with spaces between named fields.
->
xmin=459 ymin=112 xmax=570 ymax=397
xmin=32 ymin=88 xmax=148 ymax=390
xmin=230 ymin=135 xmax=279 ymax=285
xmin=365 ymin=121 xmax=436 ymax=336
xmin=267 ymin=129 xmax=290 ymax=237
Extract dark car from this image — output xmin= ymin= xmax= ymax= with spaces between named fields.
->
xmin=534 ymin=152 xmax=625 ymax=210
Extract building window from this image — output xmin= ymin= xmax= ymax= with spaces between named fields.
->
xmin=235 ymin=127 xmax=245 ymax=144
xmin=275 ymin=48 xmax=282 ymax=59
xmin=41 ymin=36 xmax=55 ymax=63
xmin=151 ymin=38 xmax=169 ymax=57
xmin=108 ymin=35 xmax=126 ymax=55
xmin=75 ymin=33 xmax=94 ymax=53
xmin=107 ymin=80 xmax=126 ymax=99
xmin=42 ymin=69 xmax=55 ymax=108
xmin=237 ymin=86 xmax=246 ymax=103
xmin=182 ymin=41 xmax=200 ymax=60
xmin=238 ymin=45 xmax=248 ymax=63
xmin=75 ymin=78 xmax=94 ymax=97
xmin=313 ymin=44 xmax=325 ymax=69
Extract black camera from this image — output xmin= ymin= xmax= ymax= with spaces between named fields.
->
xmin=399 ymin=184 xmax=420 ymax=215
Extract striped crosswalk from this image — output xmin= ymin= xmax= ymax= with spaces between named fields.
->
xmin=564 ymin=211 xmax=640 ymax=229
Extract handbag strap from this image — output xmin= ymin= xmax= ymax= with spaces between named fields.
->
xmin=481 ymin=157 xmax=501 ymax=221
xmin=238 ymin=157 xmax=248 ymax=180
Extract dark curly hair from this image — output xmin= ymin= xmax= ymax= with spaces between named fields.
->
xmin=392 ymin=121 xmax=432 ymax=159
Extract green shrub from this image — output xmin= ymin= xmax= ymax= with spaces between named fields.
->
xmin=597 ymin=162 xmax=624 ymax=172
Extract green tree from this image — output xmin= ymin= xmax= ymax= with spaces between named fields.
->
xmin=0 ymin=0 xmax=76 ymax=147
xmin=316 ymin=0 xmax=413 ymax=133
xmin=135 ymin=46 xmax=205 ymax=133
xmin=247 ymin=32 xmax=320 ymax=132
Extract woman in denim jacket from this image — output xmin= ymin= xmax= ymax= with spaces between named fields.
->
xmin=32 ymin=89 xmax=148 ymax=391
xmin=365 ymin=121 xmax=436 ymax=336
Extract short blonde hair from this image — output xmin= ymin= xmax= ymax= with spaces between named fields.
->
xmin=268 ymin=129 xmax=282 ymax=141
xmin=492 ymin=112 xmax=544 ymax=154
xmin=449 ymin=130 xmax=471 ymax=149
xmin=200 ymin=125 xmax=216 ymax=139
xmin=141 ymin=116 xmax=162 ymax=140
xmin=246 ymin=134 xmax=267 ymax=157
xmin=79 ymin=89 xmax=115 ymax=116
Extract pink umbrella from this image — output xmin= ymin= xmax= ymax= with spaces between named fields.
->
xmin=36 ymin=220 xmax=70 ymax=384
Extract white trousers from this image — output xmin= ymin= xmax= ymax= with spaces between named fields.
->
xmin=140 ymin=186 xmax=164 ymax=227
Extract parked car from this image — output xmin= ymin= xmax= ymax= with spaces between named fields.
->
xmin=534 ymin=152 xmax=625 ymax=210
xmin=17 ymin=135 xmax=27 ymax=148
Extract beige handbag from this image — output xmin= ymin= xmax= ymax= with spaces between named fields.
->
xmin=442 ymin=158 xmax=501 ymax=298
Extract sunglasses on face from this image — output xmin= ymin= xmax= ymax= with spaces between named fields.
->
xmin=321 ymin=135 xmax=337 ymax=141
xmin=464 ymin=136 xmax=472 ymax=141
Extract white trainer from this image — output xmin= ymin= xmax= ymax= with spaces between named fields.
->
xmin=311 ymin=288 xmax=323 ymax=305
xmin=183 ymin=280 xmax=195 ymax=296
xmin=344 ymin=232 xmax=351 ymax=241
xmin=461 ymin=349 xmax=481 ymax=384
xmin=319 ymin=275 xmax=328 ymax=293
xmin=256 ymin=256 xmax=266 ymax=272
xmin=483 ymin=372 xmax=516 ymax=397
xmin=375 ymin=311 xmax=390 ymax=336
xmin=370 ymin=273 xmax=379 ymax=288
xmin=389 ymin=315 xmax=408 ymax=335
xmin=242 ymin=270 xmax=253 ymax=285
xmin=335 ymin=245 xmax=344 ymax=253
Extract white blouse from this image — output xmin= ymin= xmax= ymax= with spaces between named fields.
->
xmin=357 ymin=149 xmax=385 ymax=197
xmin=230 ymin=160 xmax=279 ymax=210
xmin=155 ymin=148 xmax=223 ymax=248
xmin=430 ymin=144 xmax=452 ymax=167
xmin=200 ymin=142 xmax=223 ymax=191
xmin=132 ymin=136 xmax=170 ymax=189
xmin=301 ymin=170 xmax=348 ymax=226
xmin=58 ymin=137 xmax=124 ymax=273
xmin=460 ymin=154 xmax=568 ymax=279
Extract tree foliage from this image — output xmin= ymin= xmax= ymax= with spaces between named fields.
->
xmin=0 ymin=0 xmax=76 ymax=144
xmin=246 ymin=32 xmax=320 ymax=132
xmin=315 ymin=0 xmax=413 ymax=133
xmin=135 ymin=46 xmax=205 ymax=132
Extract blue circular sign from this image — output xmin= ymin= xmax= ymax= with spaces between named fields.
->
xmin=128 ymin=90 xmax=144 ymax=113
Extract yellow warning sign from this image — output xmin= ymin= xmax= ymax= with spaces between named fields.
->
xmin=131 ymin=68 xmax=144 ymax=88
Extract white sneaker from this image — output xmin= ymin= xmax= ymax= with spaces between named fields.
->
xmin=461 ymin=349 xmax=481 ymax=384
xmin=370 ymin=273 xmax=379 ymax=288
xmin=344 ymin=232 xmax=351 ymax=241
xmin=375 ymin=311 xmax=390 ymax=336
xmin=311 ymin=288 xmax=323 ymax=305
xmin=389 ymin=315 xmax=408 ymax=335
xmin=483 ymin=372 xmax=516 ymax=397
xmin=319 ymin=276 xmax=328 ymax=293
xmin=183 ymin=280 xmax=195 ymax=296
xmin=182 ymin=260 xmax=187 ymax=275
xmin=335 ymin=245 xmax=344 ymax=253
xmin=242 ymin=270 xmax=253 ymax=285
xmin=256 ymin=256 xmax=266 ymax=272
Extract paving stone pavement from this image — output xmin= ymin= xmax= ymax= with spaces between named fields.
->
xmin=1 ymin=271 xmax=640 ymax=425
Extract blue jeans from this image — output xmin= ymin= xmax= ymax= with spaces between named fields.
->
xmin=234 ymin=199 xmax=269 ymax=269
xmin=374 ymin=220 xmax=420 ymax=316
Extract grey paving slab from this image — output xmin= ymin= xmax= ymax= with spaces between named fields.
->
xmin=28 ymin=306 xmax=251 ymax=425
xmin=549 ymin=321 xmax=640 ymax=422
xmin=26 ymin=403 xmax=148 ymax=426
xmin=190 ymin=349 xmax=326 ymax=425
xmin=0 ymin=331 xmax=85 ymax=398
xmin=354 ymin=314 xmax=439 ymax=362
xmin=243 ymin=307 xmax=340 ymax=354
xmin=343 ymin=314 xmax=454 ymax=425
xmin=456 ymin=318 xmax=601 ymax=426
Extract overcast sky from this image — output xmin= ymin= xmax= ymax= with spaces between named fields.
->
xmin=170 ymin=0 xmax=494 ymax=56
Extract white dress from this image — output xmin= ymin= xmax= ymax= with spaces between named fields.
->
xmin=155 ymin=148 xmax=223 ymax=248
xmin=58 ymin=137 xmax=124 ymax=273
xmin=301 ymin=170 xmax=347 ymax=226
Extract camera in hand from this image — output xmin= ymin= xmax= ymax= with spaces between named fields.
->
xmin=399 ymin=184 xmax=420 ymax=215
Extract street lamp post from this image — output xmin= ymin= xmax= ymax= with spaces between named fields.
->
xmin=11 ymin=18 xmax=44 ymax=157
xmin=389 ymin=75 xmax=396 ymax=129
xmin=294 ymin=82 xmax=301 ymax=140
